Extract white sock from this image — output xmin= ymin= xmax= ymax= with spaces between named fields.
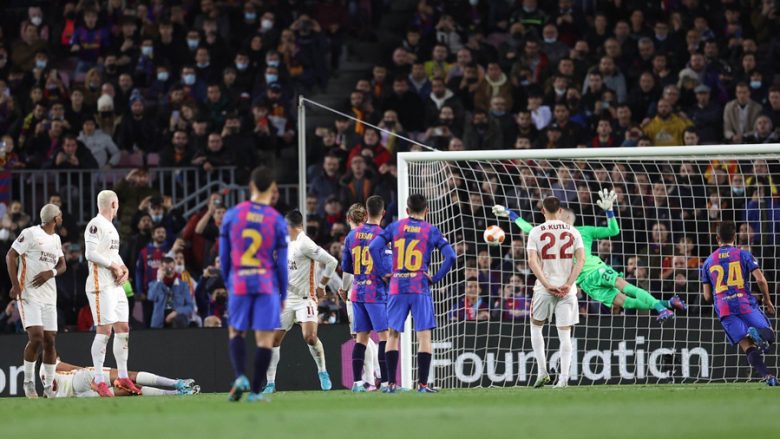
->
xmin=42 ymin=363 xmax=56 ymax=388
xmin=530 ymin=324 xmax=547 ymax=376
xmin=363 ymin=339 xmax=376 ymax=384
xmin=308 ymin=338 xmax=327 ymax=373
xmin=557 ymin=327 xmax=572 ymax=382
xmin=136 ymin=371 xmax=178 ymax=387
xmin=371 ymin=340 xmax=381 ymax=380
xmin=113 ymin=332 xmax=130 ymax=379
xmin=140 ymin=386 xmax=177 ymax=396
xmin=91 ymin=334 xmax=110 ymax=383
xmin=23 ymin=360 xmax=35 ymax=384
xmin=266 ymin=346 xmax=280 ymax=383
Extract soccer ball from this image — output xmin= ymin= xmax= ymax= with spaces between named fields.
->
xmin=483 ymin=225 xmax=505 ymax=246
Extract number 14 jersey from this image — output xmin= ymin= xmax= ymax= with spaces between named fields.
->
xmin=526 ymin=220 xmax=584 ymax=293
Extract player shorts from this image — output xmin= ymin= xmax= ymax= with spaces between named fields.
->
xmin=352 ymin=302 xmax=388 ymax=333
xmin=18 ymin=298 xmax=57 ymax=331
xmin=71 ymin=369 xmax=101 ymax=397
xmin=531 ymin=285 xmax=579 ymax=327
xmin=387 ymin=294 xmax=435 ymax=332
xmin=578 ymin=266 xmax=622 ymax=307
xmin=279 ymin=296 xmax=319 ymax=331
xmin=720 ymin=310 xmax=773 ymax=345
xmin=87 ymin=286 xmax=128 ymax=326
xmin=229 ymin=293 xmax=281 ymax=331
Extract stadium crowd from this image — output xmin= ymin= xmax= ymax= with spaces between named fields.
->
xmin=1 ymin=0 xmax=779 ymax=332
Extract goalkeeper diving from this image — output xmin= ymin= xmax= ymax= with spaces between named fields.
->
xmin=493 ymin=189 xmax=686 ymax=322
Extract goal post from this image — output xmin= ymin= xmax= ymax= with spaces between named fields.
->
xmin=398 ymin=145 xmax=780 ymax=388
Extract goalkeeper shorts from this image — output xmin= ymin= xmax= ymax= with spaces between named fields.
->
xmin=578 ymin=266 xmax=622 ymax=307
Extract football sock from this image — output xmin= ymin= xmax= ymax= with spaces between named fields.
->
xmin=91 ymin=333 xmax=109 ymax=383
xmin=253 ymin=347 xmax=273 ymax=394
xmin=363 ymin=339 xmax=376 ymax=384
xmin=386 ymin=350 xmax=399 ymax=385
xmin=530 ymin=324 xmax=547 ymax=376
xmin=23 ymin=360 xmax=35 ymax=384
xmin=557 ymin=327 xmax=572 ymax=382
xmin=758 ymin=328 xmax=775 ymax=345
xmin=746 ymin=347 xmax=770 ymax=377
xmin=308 ymin=338 xmax=327 ymax=373
xmin=352 ymin=342 xmax=367 ymax=383
xmin=140 ymin=386 xmax=177 ymax=396
xmin=418 ymin=352 xmax=432 ymax=386
xmin=266 ymin=346 xmax=280 ymax=383
xmin=113 ymin=332 xmax=130 ymax=379
xmin=228 ymin=335 xmax=246 ymax=378
xmin=42 ymin=363 xmax=56 ymax=388
xmin=622 ymin=284 xmax=666 ymax=312
xmin=136 ymin=372 xmax=177 ymax=387
xmin=378 ymin=341 xmax=388 ymax=384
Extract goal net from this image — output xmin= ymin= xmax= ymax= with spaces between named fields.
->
xmin=398 ymin=146 xmax=780 ymax=388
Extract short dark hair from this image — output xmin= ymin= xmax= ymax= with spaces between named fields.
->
xmin=407 ymin=194 xmax=428 ymax=214
xmin=153 ymin=224 xmax=167 ymax=232
xmin=161 ymin=256 xmax=175 ymax=264
xmin=285 ymin=210 xmax=304 ymax=227
xmin=542 ymin=196 xmax=561 ymax=214
xmin=366 ymin=195 xmax=385 ymax=217
xmin=718 ymin=221 xmax=737 ymax=243
xmin=251 ymin=166 xmax=275 ymax=192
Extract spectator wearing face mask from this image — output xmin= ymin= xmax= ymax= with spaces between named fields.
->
xmin=148 ymin=257 xmax=193 ymax=329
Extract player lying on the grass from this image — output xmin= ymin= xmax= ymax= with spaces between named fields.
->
xmin=493 ymin=188 xmax=686 ymax=322
xmin=701 ymin=221 xmax=777 ymax=386
xmin=39 ymin=359 xmax=199 ymax=397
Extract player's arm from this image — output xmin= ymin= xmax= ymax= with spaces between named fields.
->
xmin=492 ymin=205 xmax=533 ymax=234
xmin=368 ymin=229 xmax=391 ymax=279
xmin=341 ymin=234 xmax=354 ymax=274
xmin=699 ymin=263 xmax=712 ymax=303
xmin=431 ymin=229 xmax=457 ymax=283
xmin=340 ymin=272 xmax=354 ymax=301
xmin=31 ymin=255 xmax=66 ymax=288
xmin=752 ymin=268 xmax=775 ymax=315
xmin=6 ymin=230 xmax=30 ymax=299
xmin=217 ymin=210 xmax=232 ymax=280
xmin=84 ymin=225 xmax=123 ymax=274
xmin=589 ymin=188 xmax=620 ymax=238
xmin=275 ymin=219 xmax=290 ymax=302
xmin=305 ymin=240 xmax=338 ymax=293
xmin=527 ymin=250 xmax=555 ymax=291
xmin=560 ymin=247 xmax=586 ymax=294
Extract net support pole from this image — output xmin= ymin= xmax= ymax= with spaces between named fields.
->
xmin=297 ymin=95 xmax=307 ymax=220
xmin=397 ymin=156 xmax=413 ymax=389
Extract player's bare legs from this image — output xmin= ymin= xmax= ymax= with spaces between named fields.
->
xmin=553 ymin=325 xmax=573 ymax=388
xmin=301 ymin=321 xmax=331 ymax=390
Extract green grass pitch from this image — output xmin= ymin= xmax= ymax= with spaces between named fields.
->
xmin=3 ymin=385 xmax=774 ymax=439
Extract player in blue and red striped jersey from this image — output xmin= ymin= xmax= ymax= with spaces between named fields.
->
xmin=369 ymin=194 xmax=457 ymax=393
xmin=219 ymin=167 xmax=289 ymax=401
xmin=342 ymin=196 xmax=392 ymax=392
xmin=701 ymin=221 xmax=777 ymax=386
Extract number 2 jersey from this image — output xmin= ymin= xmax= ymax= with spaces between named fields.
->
xmin=700 ymin=245 xmax=760 ymax=318
xmin=369 ymin=217 xmax=456 ymax=296
xmin=526 ymin=220 xmax=584 ymax=294
xmin=219 ymin=201 xmax=288 ymax=297
xmin=342 ymin=223 xmax=392 ymax=303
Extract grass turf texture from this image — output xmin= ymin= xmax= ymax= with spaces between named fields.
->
xmin=3 ymin=385 xmax=774 ymax=439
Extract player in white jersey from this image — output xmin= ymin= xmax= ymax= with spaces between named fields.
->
xmin=6 ymin=204 xmax=65 ymax=398
xmin=40 ymin=359 xmax=199 ymax=398
xmin=262 ymin=209 xmax=338 ymax=393
xmin=526 ymin=196 xmax=585 ymax=389
xmin=84 ymin=190 xmax=141 ymax=397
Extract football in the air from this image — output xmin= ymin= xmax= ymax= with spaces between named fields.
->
xmin=483 ymin=225 xmax=505 ymax=246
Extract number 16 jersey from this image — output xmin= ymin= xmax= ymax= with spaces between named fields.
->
xmin=526 ymin=220 xmax=584 ymax=294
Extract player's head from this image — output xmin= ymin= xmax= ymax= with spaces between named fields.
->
xmin=560 ymin=207 xmax=576 ymax=226
xmin=97 ymin=190 xmax=119 ymax=218
xmin=160 ymin=256 xmax=176 ymax=277
xmin=717 ymin=221 xmax=737 ymax=245
xmin=346 ymin=203 xmax=367 ymax=228
xmin=407 ymin=193 xmax=428 ymax=217
xmin=152 ymin=224 xmax=167 ymax=244
xmin=39 ymin=203 xmax=62 ymax=227
xmin=285 ymin=209 xmax=304 ymax=233
xmin=249 ymin=166 xmax=276 ymax=198
xmin=541 ymin=196 xmax=561 ymax=218
xmin=366 ymin=195 xmax=385 ymax=222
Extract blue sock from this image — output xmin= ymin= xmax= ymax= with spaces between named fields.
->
xmin=418 ymin=352 xmax=432 ymax=386
xmin=378 ymin=341 xmax=388 ymax=383
xmin=386 ymin=350 xmax=399 ymax=385
xmin=746 ymin=347 xmax=770 ymax=377
xmin=229 ymin=336 xmax=246 ymax=378
xmin=252 ymin=347 xmax=272 ymax=393
xmin=352 ymin=343 xmax=367 ymax=383
xmin=659 ymin=300 xmax=670 ymax=309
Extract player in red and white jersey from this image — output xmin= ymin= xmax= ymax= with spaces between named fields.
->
xmin=6 ymin=204 xmax=66 ymax=398
xmin=84 ymin=190 xmax=140 ymax=397
xmin=526 ymin=196 xmax=585 ymax=389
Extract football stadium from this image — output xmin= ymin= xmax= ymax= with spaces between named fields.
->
xmin=0 ymin=1 xmax=777 ymax=438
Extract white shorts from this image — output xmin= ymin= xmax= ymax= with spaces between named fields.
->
xmin=531 ymin=286 xmax=579 ymax=327
xmin=87 ymin=286 xmax=129 ymax=326
xmin=18 ymin=298 xmax=57 ymax=331
xmin=279 ymin=296 xmax=318 ymax=331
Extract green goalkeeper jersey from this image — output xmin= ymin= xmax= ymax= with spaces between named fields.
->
xmin=512 ymin=215 xmax=620 ymax=280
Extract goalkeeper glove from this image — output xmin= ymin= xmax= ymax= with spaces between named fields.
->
xmin=492 ymin=205 xmax=519 ymax=222
xmin=596 ymin=188 xmax=618 ymax=212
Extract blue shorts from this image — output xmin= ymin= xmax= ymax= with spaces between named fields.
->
xmin=228 ymin=293 xmax=281 ymax=331
xmin=352 ymin=302 xmax=388 ymax=333
xmin=387 ymin=294 xmax=436 ymax=332
xmin=720 ymin=310 xmax=772 ymax=345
